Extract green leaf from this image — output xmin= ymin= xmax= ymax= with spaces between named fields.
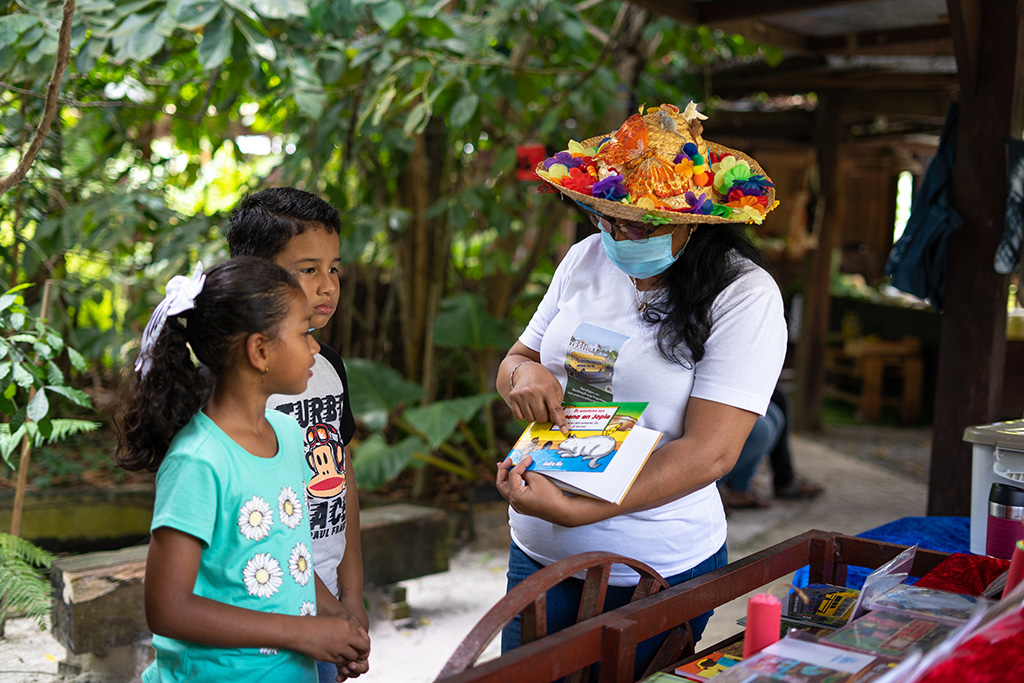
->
xmin=236 ymin=20 xmax=276 ymax=61
xmin=402 ymin=101 xmax=430 ymax=135
xmin=433 ymin=294 xmax=514 ymax=351
xmin=67 ymin=347 xmax=86 ymax=372
xmin=352 ymin=434 xmax=424 ymax=491
xmin=126 ymin=13 xmax=164 ymax=62
xmin=12 ymin=364 xmax=34 ymax=388
xmin=26 ymin=388 xmax=49 ymax=423
xmin=344 ymin=358 xmax=424 ymax=431
xmin=197 ymin=15 xmax=233 ymax=69
xmin=43 ymin=385 xmax=95 ymax=409
xmin=370 ymin=1 xmax=405 ymax=32
xmin=404 ymin=394 xmax=496 ymax=449
xmin=176 ymin=0 xmax=223 ymax=29
xmin=294 ymin=90 xmax=326 ymax=120
xmin=448 ymin=93 xmax=478 ymax=129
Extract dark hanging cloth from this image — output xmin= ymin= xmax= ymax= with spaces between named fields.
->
xmin=886 ymin=102 xmax=962 ymax=310
xmin=994 ymin=137 xmax=1024 ymax=276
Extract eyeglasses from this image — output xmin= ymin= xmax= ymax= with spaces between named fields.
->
xmin=587 ymin=213 xmax=658 ymax=243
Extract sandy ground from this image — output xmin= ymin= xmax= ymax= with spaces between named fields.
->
xmin=0 ymin=428 xmax=932 ymax=682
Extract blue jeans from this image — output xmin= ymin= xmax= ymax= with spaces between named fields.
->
xmin=501 ymin=541 xmax=728 ymax=679
xmin=316 ymin=660 xmax=336 ymax=682
xmin=721 ymin=400 xmax=785 ymax=493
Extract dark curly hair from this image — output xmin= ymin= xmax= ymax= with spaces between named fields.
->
xmin=641 ymin=224 xmax=769 ymax=368
xmin=226 ymin=186 xmax=340 ymax=259
xmin=114 ymin=257 xmax=301 ymax=472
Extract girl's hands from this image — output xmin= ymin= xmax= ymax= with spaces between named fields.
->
xmin=300 ymin=614 xmax=370 ymax=673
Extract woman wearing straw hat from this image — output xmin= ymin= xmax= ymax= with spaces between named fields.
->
xmin=495 ymin=103 xmax=787 ymax=672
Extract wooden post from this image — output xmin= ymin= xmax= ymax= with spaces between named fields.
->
xmin=795 ymin=93 xmax=843 ymax=430
xmin=929 ymin=0 xmax=1024 ymax=515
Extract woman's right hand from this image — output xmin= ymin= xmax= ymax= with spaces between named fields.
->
xmin=502 ymin=344 xmax=568 ymax=433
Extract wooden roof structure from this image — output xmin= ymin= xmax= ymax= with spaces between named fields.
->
xmin=626 ymin=0 xmax=1024 ymax=516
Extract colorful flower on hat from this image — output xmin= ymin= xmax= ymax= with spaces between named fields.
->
xmin=537 ymin=163 xmax=570 ymax=182
xmin=592 ymin=174 xmax=628 ymax=201
xmin=727 ymin=188 xmax=769 ymax=208
xmin=567 ymin=140 xmax=598 ymax=157
xmin=673 ymin=157 xmax=695 ymax=180
xmin=560 ymin=166 xmax=596 ymax=194
xmin=679 ymin=191 xmax=713 ymax=215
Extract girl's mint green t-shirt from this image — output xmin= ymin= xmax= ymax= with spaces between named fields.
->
xmin=144 ymin=410 xmax=317 ymax=683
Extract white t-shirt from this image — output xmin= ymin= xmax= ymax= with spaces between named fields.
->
xmin=511 ymin=234 xmax=787 ymax=585
xmin=268 ymin=344 xmax=356 ymax=600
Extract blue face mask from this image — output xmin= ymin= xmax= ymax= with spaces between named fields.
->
xmin=600 ymin=231 xmax=681 ymax=279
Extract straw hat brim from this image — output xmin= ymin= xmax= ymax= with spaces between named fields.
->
xmin=537 ymin=136 xmax=776 ymax=226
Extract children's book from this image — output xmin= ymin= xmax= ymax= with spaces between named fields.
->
xmin=864 ymin=584 xmax=992 ymax=625
xmin=784 ymin=583 xmax=860 ymax=629
xmin=821 ymin=610 xmax=955 ymax=657
xmin=506 ymin=402 xmax=662 ymax=504
xmin=639 ymin=672 xmax=687 ymax=682
xmin=709 ymin=635 xmax=900 ymax=683
xmin=674 ymin=651 xmax=743 ymax=680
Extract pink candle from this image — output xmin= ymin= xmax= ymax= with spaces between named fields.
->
xmin=743 ymin=593 xmax=782 ymax=658
xmin=1004 ymin=539 xmax=1024 ymax=598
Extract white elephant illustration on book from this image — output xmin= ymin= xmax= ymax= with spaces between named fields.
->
xmin=557 ymin=434 xmax=617 ymax=469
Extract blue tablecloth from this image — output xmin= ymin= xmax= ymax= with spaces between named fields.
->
xmin=793 ymin=516 xmax=970 ymax=590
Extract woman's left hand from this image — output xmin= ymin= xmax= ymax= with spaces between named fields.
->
xmin=496 ymin=456 xmax=575 ymax=524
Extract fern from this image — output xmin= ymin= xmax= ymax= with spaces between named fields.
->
xmin=0 ymin=533 xmax=55 ymax=629
xmin=0 ymin=419 xmax=100 ymax=463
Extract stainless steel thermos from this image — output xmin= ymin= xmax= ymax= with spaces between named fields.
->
xmin=987 ymin=482 xmax=1024 ymax=559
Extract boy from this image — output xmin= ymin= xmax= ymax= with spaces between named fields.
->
xmin=227 ymin=187 xmax=368 ymax=681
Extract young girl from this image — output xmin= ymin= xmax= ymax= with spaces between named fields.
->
xmin=116 ymin=257 xmax=370 ymax=682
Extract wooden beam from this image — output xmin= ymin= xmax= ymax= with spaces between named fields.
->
xmin=808 ymin=23 xmax=953 ymax=55
xmin=928 ymin=0 xmax=1024 ymax=515
xmin=698 ymin=0 xmax=871 ymax=25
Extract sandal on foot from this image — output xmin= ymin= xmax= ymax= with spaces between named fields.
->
xmin=776 ymin=478 xmax=824 ymax=499
xmin=723 ymin=490 xmax=772 ymax=509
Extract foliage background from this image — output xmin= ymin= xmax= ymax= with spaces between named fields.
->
xmin=0 ymin=0 xmax=775 ymax=492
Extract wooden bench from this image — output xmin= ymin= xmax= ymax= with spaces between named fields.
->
xmin=434 ymin=530 xmax=951 ymax=683
xmin=825 ymin=336 xmax=924 ymax=422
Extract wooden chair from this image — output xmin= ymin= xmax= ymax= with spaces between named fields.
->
xmin=434 ymin=550 xmax=694 ymax=683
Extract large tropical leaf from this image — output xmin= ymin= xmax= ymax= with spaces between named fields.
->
xmin=403 ymin=393 xmax=497 ymax=449
xmin=344 ymin=358 xmax=424 ymax=431
xmin=351 ymin=433 xmax=425 ymax=491
xmin=433 ymin=294 xmax=514 ymax=351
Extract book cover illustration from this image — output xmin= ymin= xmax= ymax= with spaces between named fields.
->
xmin=785 ymin=584 xmax=861 ymax=629
xmin=709 ymin=636 xmax=898 ymax=683
xmin=508 ymin=402 xmax=648 ymax=473
xmin=674 ymin=651 xmax=743 ymax=680
xmin=506 ymin=401 xmax=661 ymax=504
xmin=639 ymin=672 xmax=687 ymax=682
xmin=864 ymin=584 xmax=992 ymax=625
xmin=822 ymin=610 xmax=955 ymax=657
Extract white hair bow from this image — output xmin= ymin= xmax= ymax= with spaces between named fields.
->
xmin=134 ymin=262 xmax=206 ymax=377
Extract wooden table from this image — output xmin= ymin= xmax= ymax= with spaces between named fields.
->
xmin=435 ymin=530 xmax=951 ymax=683
xmin=824 ymin=337 xmax=924 ymax=422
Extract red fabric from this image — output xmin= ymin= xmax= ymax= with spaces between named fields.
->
xmin=914 ymin=553 xmax=1010 ymax=596
xmin=917 ymin=608 xmax=1024 ymax=683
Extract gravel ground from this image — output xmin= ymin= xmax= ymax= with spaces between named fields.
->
xmin=797 ymin=423 xmax=932 ymax=483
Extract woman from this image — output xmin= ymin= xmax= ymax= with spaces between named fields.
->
xmin=495 ymin=102 xmax=787 ymax=671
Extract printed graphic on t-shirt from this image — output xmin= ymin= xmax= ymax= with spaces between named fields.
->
xmin=564 ymin=323 xmax=628 ymax=402
xmin=303 ymin=423 xmax=347 ymax=541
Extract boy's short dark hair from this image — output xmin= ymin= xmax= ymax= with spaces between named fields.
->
xmin=227 ymin=187 xmax=341 ymax=259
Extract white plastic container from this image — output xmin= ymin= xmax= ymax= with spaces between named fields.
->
xmin=963 ymin=420 xmax=1024 ymax=555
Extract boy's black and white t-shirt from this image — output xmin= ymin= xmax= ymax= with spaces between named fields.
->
xmin=268 ymin=343 xmax=356 ymax=599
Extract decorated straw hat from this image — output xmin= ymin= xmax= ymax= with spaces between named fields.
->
xmin=536 ymin=102 xmax=777 ymax=225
